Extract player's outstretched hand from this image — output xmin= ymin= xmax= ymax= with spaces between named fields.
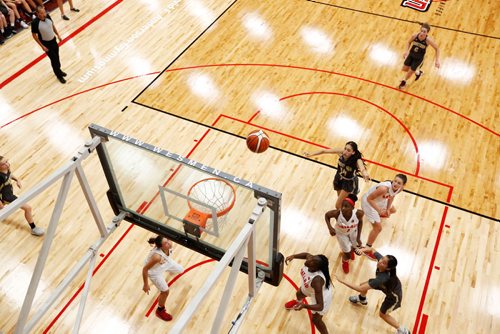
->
xmin=285 ymin=255 xmax=294 ymax=265
xmin=293 ymin=302 xmax=305 ymax=311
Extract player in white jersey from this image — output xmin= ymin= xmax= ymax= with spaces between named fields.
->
xmin=361 ymin=174 xmax=407 ymax=260
xmin=284 ymin=253 xmax=333 ymax=334
xmin=142 ymin=235 xmax=184 ymax=321
xmin=325 ymin=194 xmax=364 ymax=274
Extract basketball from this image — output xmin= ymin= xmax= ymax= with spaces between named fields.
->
xmin=246 ymin=130 xmax=270 ymax=153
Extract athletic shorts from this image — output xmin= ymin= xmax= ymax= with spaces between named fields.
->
xmin=404 ymin=54 xmax=424 ymax=71
xmin=361 ymin=196 xmax=386 ymax=223
xmin=333 ymin=173 xmax=359 ymax=195
xmin=0 ymin=5 xmax=8 ymax=16
xmin=149 ymin=274 xmax=169 ymax=292
xmin=334 ymin=228 xmax=358 ymax=253
xmin=0 ymin=188 xmax=17 ymax=204
xmin=380 ymin=295 xmax=402 ymax=314
xmin=301 ymin=286 xmax=333 ymax=316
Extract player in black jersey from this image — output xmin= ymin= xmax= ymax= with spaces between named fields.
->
xmin=399 ymin=23 xmax=440 ymax=89
xmin=0 ymin=156 xmax=44 ymax=236
xmin=305 ymin=141 xmax=370 ymax=210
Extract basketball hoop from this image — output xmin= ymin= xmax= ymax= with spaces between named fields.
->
xmin=183 ymin=178 xmax=236 ymax=237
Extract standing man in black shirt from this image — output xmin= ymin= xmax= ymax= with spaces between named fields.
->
xmin=336 ymin=247 xmax=410 ymax=334
xmin=31 ymin=5 xmax=67 ymax=84
xmin=399 ymin=23 xmax=440 ymax=89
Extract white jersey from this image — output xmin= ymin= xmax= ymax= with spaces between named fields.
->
xmin=299 ymin=265 xmax=333 ymax=315
xmin=362 ymin=181 xmax=401 ymax=208
xmin=334 ymin=209 xmax=359 ymax=235
xmin=144 ymin=248 xmax=183 ymax=277
xmin=300 ymin=266 xmax=331 ymax=297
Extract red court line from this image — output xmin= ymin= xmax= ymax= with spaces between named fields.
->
xmin=278 ymin=91 xmax=421 ymax=175
xmin=0 ymin=0 xmax=124 ymax=90
xmin=412 ymin=187 xmax=453 ymax=334
xmin=418 ymin=314 xmax=429 ymax=334
xmin=145 ymin=259 xmax=216 ymax=317
xmin=1 ymin=72 xmax=159 ymax=129
xmin=43 ymin=200 xmax=147 ymax=333
xmin=164 ymin=64 xmax=499 ymax=137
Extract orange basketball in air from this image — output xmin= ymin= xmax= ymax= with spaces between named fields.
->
xmin=246 ymin=130 xmax=270 ymax=153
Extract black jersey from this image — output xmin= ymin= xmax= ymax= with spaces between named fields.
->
xmin=0 ymin=170 xmax=14 ymax=200
xmin=409 ymin=35 xmax=427 ymax=58
xmin=368 ymin=252 xmax=403 ymax=300
xmin=337 ymin=155 xmax=358 ymax=179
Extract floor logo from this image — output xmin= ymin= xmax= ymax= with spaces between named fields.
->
xmin=401 ymin=0 xmax=432 ymax=12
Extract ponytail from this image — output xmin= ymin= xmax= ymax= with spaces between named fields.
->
xmin=386 ymin=254 xmax=398 ymax=279
xmin=345 ymin=141 xmax=365 ymax=170
xmin=318 ymin=255 xmax=331 ymax=289
xmin=148 ymin=235 xmax=163 ymax=248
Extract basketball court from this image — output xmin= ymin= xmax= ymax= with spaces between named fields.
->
xmin=0 ymin=0 xmax=498 ymax=333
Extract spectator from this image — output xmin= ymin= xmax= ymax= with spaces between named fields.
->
xmin=4 ymin=0 xmax=29 ymax=28
xmin=0 ymin=12 xmax=8 ymax=43
xmin=57 ymin=0 xmax=78 ymax=21
xmin=0 ymin=1 xmax=15 ymax=37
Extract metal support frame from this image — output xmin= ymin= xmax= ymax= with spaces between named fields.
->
xmin=170 ymin=198 xmax=268 ymax=334
xmin=0 ymin=137 xmax=126 ymax=334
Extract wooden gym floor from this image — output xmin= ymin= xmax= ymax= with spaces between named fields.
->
xmin=0 ymin=0 xmax=498 ymax=333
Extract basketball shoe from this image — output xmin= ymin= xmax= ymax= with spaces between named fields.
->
xmin=342 ymin=259 xmax=350 ymax=274
xmin=396 ymin=327 xmax=411 ymax=334
xmin=363 ymin=250 xmax=378 ymax=261
xmin=156 ymin=308 xmax=173 ymax=321
xmin=398 ymin=80 xmax=406 ymax=89
xmin=349 ymin=295 xmax=368 ymax=306
xmin=31 ymin=226 xmax=45 ymax=236
xmin=415 ymin=70 xmax=424 ymax=81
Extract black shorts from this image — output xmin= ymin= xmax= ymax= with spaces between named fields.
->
xmin=380 ymin=295 xmax=402 ymax=314
xmin=404 ymin=54 xmax=424 ymax=71
xmin=333 ymin=173 xmax=359 ymax=194
xmin=1 ymin=187 xmax=17 ymax=204
xmin=0 ymin=4 xmax=8 ymax=16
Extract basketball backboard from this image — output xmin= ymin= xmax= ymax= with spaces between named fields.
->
xmin=88 ymin=124 xmax=284 ymax=286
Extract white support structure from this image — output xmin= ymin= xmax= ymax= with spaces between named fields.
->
xmin=170 ymin=197 xmax=268 ymax=334
xmin=0 ymin=136 xmax=126 ymax=334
